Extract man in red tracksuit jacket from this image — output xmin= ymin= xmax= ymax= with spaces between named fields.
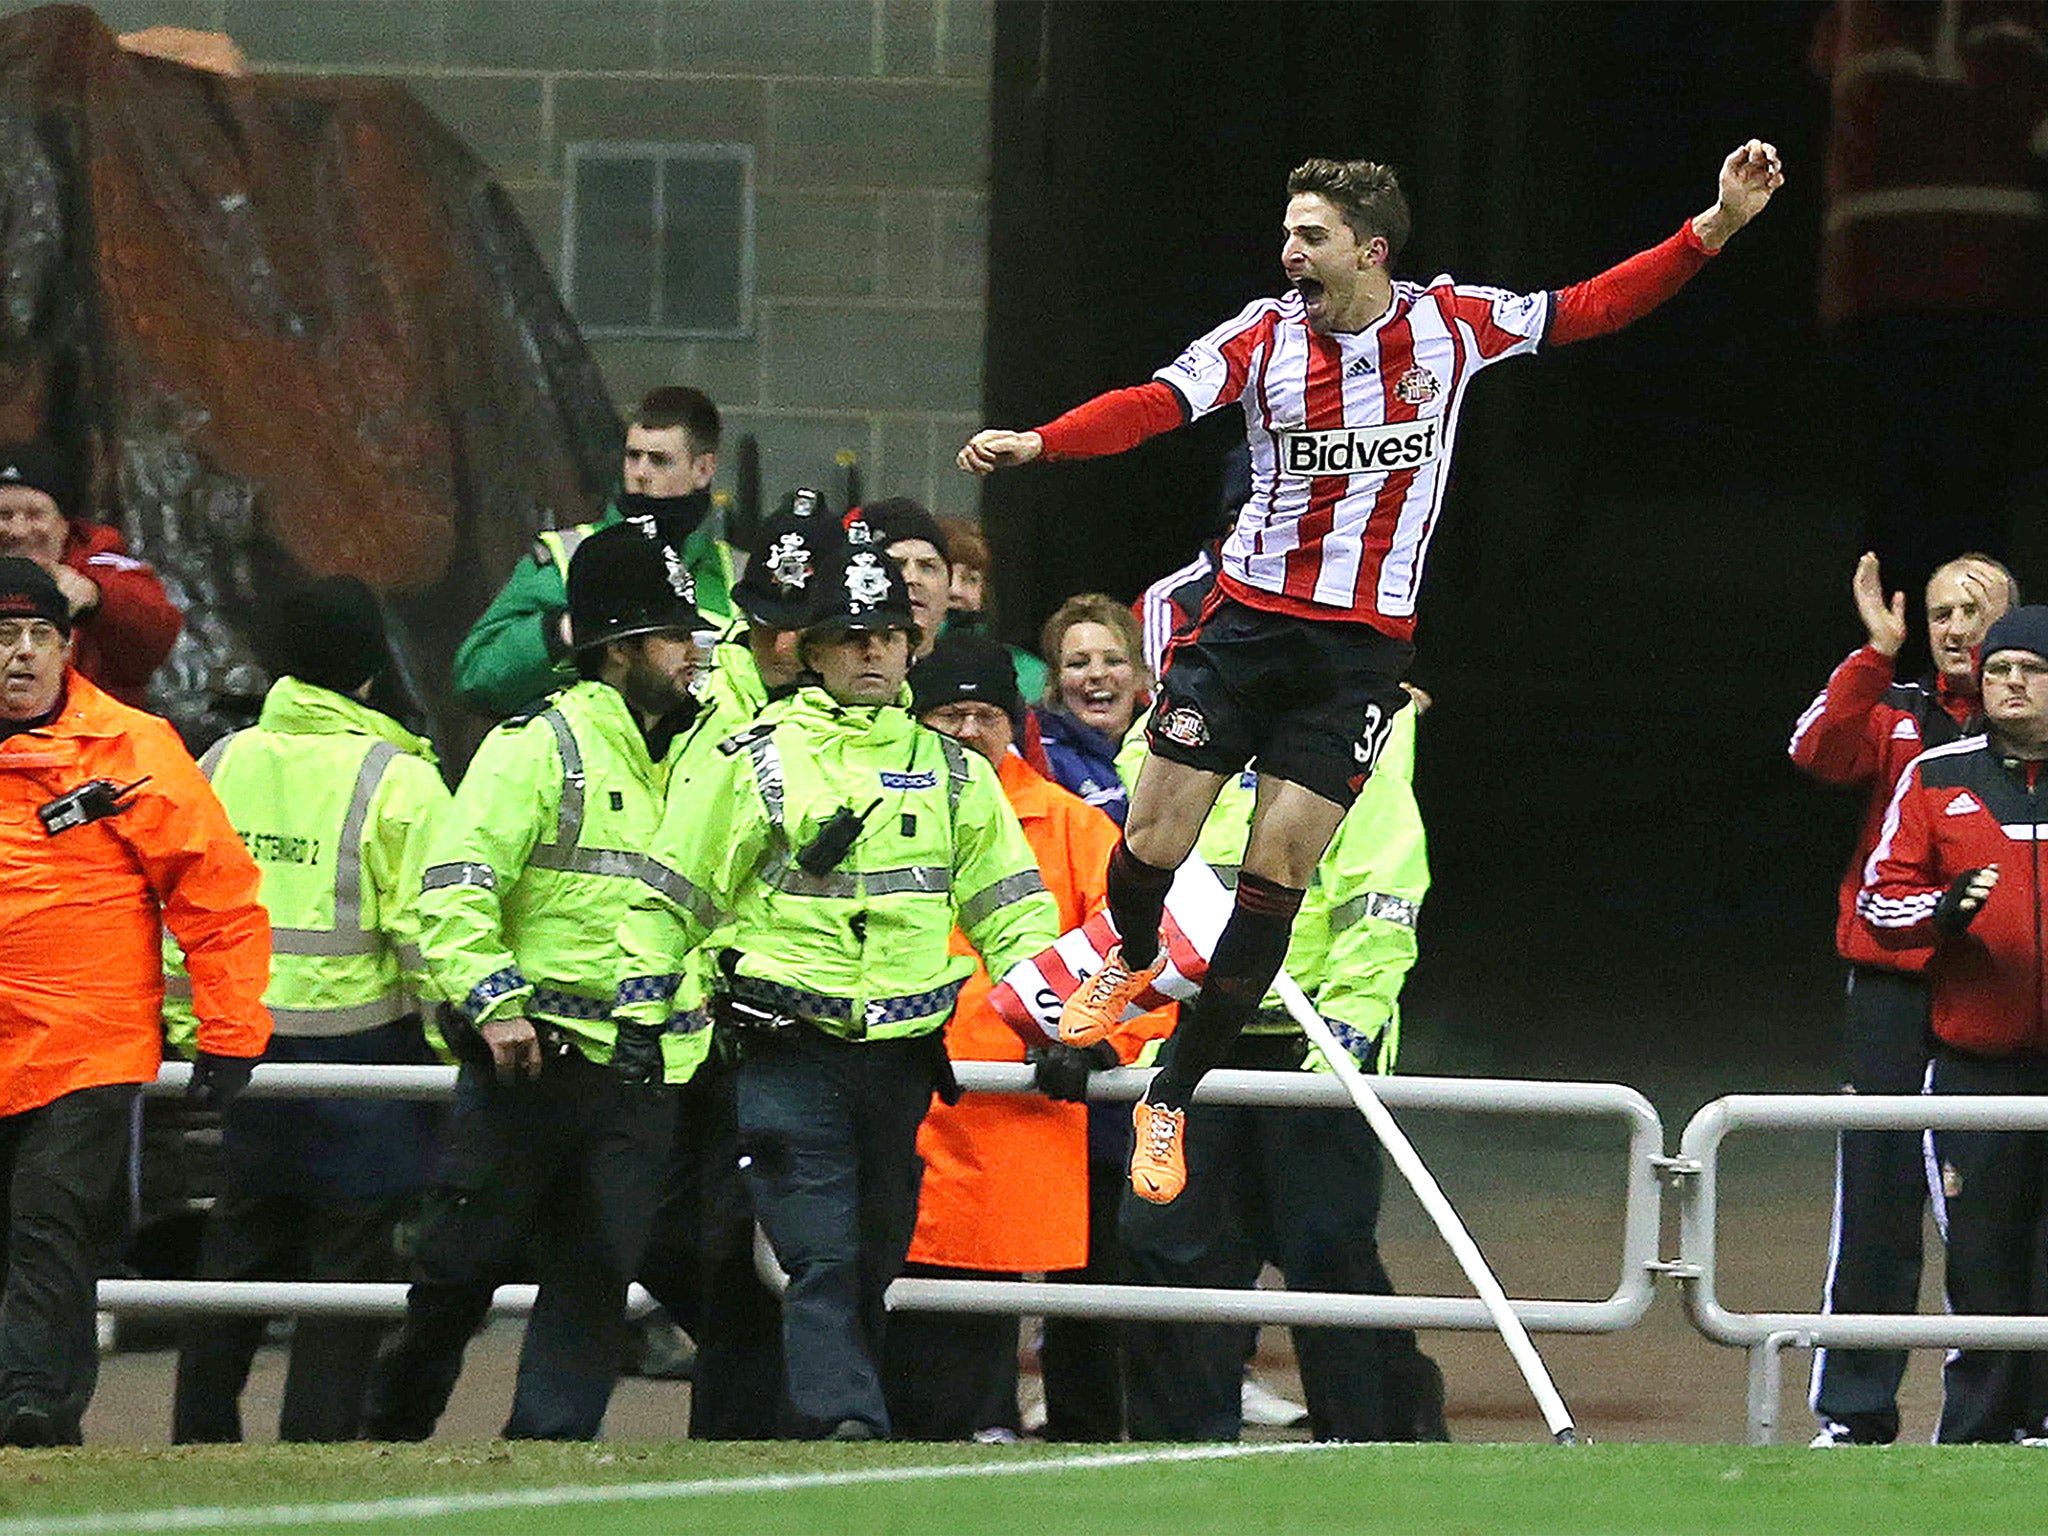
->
xmin=0 ymin=443 xmax=182 ymax=708
xmin=1859 ymin=604 xmax=2048 ymax=1444
xmin=1788 ymin=550 xmax=2014 ymax=1445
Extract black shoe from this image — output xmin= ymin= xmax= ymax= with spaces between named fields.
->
xmin=0 ymin=1402 xmax=59 ymax=1449
xmin=828 ymin=1418 xmax=882 ymax=1441
xmin=1389 ymin=1353 xmax=1450 ymax=1443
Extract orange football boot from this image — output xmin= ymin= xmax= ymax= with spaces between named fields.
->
xmin=1129 ymin=1100 xmax=1188 ymax=1204
xmin=1057 ymin=944 xmax=1167 ymax=1047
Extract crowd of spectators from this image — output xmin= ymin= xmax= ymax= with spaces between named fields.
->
xmin=0 ymin=383 xmax=1442 ymax=1447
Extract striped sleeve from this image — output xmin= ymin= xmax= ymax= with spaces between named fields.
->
xmin=1855 ymin=756 xmax=1945 ymax=942
xmin=1152 ymin=297 xmax=1287 ymax=418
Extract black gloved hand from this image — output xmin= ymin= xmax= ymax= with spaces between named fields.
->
xmin=612 ymin=1022 xmax=666 ymax=1087
xmin=1031 ymin=1041 xmax=1121 ymax=1103
xmin=187 ymin=1052 xmax=257 ymax=1111
xmin=1934 ymin=867 xmax=1997 ymax=936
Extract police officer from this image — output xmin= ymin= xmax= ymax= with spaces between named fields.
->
xmin=166 ymin=578 xmax=450 ymax=1444
xmin=613 ymin=545 xmax=1061 ymax=1440
xmin=362 ymin=524 xmax=707 ymax=1442
xmin=630 ymin=493 xmax=844 ymax=1436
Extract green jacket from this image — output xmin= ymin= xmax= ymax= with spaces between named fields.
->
xmin=417 ymin=679 xmax=704 ymax=1082
xmin=165 ymin=678 xmax=449 ymax=1051
xmin=452 ymin=501 xmax=736 ymax=718
xmin=615 ymin=686 xmax=1061 ymax=1042
xmin=1117 ymin=703 xmax=1427 ymax=1072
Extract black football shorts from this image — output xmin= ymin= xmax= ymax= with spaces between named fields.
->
xmin=1146 ymin=592 xmax=1413 ymax=808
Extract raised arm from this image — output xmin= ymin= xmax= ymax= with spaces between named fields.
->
xmin=1548 ymin=140 xmax=1783 ymax=345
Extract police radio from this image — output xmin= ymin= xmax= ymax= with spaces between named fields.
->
xmin=37 ymin=776 xmax=151 ymax=836
xmin=795 ymin=797 xmax=884 ymax=877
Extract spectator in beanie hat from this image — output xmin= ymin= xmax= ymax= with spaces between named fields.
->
xmin=0 ymin=442 xmax=182 ymax=708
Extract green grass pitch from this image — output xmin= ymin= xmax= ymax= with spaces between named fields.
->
xmin=0 ymin=1441 xmax=2041 ymax=1535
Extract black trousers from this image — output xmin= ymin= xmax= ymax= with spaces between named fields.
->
xmin=734 ymin=1028 xmax=936 ymax=1438
xmin=1120 ymin=1036 xmax=1437 ymax=1443
xmin=636 ymin=1054 xmax=790 ymax=1438
xmin=1928 ymin=1050 xmax=2048 ymax=1444
xmin=1810 ymin=964 xmax=1934 ymax=1442
xmin=171 ymin=1189 xmax=410 ymax=1443
xmin=361 ymin=1053 xmax=675 ymax=1442
xmin=882 ymin=1264 xmax=1023 ymax=1440
xmin=1041 ymin=1152 xmax=1128 ymax=1441
xmin=0 ymin=1084 xmax=137 ymax=1445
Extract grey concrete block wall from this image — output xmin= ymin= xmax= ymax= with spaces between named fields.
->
xmin=5 ymin=0 xmax=993 ymax=517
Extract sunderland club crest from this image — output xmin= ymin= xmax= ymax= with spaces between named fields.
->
xmin=1394 ymin=366 xmax=1441 ymax=406
xmin=765 ymin=532 xmax=815 ymax=593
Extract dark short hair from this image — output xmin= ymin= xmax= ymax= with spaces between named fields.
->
xmin=1287 ymin=158 xmax=1410 ymax=262
xmin=632 ymin=386 xmax=722 ymax=456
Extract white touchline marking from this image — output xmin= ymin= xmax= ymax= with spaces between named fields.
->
xmin=0 ymin=1440 xmax=1357 ymax=1534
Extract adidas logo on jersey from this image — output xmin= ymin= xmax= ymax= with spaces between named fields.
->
xmin=1279 ymin=419 xmax=1442 ymax=478
xmin=1946 ymin=793 xmax=1980 ymax=816
xmin=1344 ymin=356 xmax=1374 ymax=378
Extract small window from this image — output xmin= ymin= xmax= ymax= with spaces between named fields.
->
xmin=562 ymin=143 xmax=754 ymax=339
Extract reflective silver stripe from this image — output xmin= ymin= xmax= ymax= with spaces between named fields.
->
xmin=756 ymin=859 xmax=950 ymax=901
xmin=635 ymin=858 xmax=723 ymax=928
xmin=863 ymin=866 xmax=951 ymax=897
xmin=396 ymin=943 xmax=425 ymax=975
xmin=1208 ymin=862 xmax=1242 ymax=891
xmin=1328 ymin=891 xmax=1420 ymax=934
xmin=197 ymin=730 xmax=241 ymax=781
xmin=272 ymin=927 xmax=382 ymax=957
xmin=525 ymin=844 xmax=651 ymax=880
xmin=163 ymin=974 xmax=193 ymax=1001
xmin=422 ymin=861 xmax=497 ymax=893
xmin=267 ymin=994 xmax=413 ymax=1038
xmin=956 ymin=868 xmax=1047 ymax=930
xmin=761 ymin=855 xmax=857 ymax=899
xmin=539 ymin=709 xmax=586 ymax=847
xmin=332 ymin=741 xmax=402 ymax=933
xmin=742 ymin=732 xmax=786 ymax=830
xmin=938 ymin=735 xmax=971 ymax=819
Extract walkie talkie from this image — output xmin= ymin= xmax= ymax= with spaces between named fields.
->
xmin=37 ymin=776 xmax=151 ymax=836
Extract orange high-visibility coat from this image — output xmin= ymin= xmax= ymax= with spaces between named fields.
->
xmin=0 ymin=672 xmax=269 ymax=1117
xmin=908 ymin=749 xmax=1171 ymax=1273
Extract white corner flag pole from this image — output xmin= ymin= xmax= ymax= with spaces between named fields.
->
xmin=1269 ymin=968 xmax=1580 ymax=1445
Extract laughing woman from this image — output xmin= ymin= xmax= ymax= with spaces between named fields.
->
xmin=1036 ymin=594 xmax=1150 ymax=826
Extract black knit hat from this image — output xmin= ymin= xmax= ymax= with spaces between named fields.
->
xmin=256 ymin=576 xmax=389 ymax=694
xmin=567 ymin=522 xmax=701 ymax=652
xmin=909 ymin=632 xmax=1023 ymax=734
xmin=732 ymin=490 xmax=846 ymax=630
xmin=0 ymin=442 xmax=68 ymax=510
xmin=0 ymin=556 xmax=70 ymax=635
xmin=1981 ymin=605 xmax=2048 ymax=671
xmin=803 ymin=545 xmax=917 ymax=643
xmin=846 ymin=497 xmax=948 ymax=563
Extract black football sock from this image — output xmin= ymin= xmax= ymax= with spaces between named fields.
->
xmin=1105 ymin=840 xmax=1175 ymax=971
xmin=1145 ymin=871 xmax=1305 ymax=1108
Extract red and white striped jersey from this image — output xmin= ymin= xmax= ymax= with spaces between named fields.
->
xmin=1155 ymin=280 xmax=1550 ymax=639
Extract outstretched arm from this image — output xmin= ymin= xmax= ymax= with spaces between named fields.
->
xmin=957 ymin=381 xmax=1189 ymax=476
xmin=1549 ymin=140 xmax=1783 ymax=345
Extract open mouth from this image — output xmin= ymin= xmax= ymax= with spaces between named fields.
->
xmin=1292 ymin=277 xmax=1325 ymax=306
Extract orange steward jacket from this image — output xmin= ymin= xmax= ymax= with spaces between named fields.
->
xmin=0 ymin=672 xmax=269 ymax=1116
xmin=908 ymin=750 xmax=1171 ymax=1273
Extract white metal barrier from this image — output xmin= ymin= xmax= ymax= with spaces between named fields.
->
xmin=1675 ymin=1093 xmax=2048 ymax=1445
xmin=119 ymin=1060 xmax=1663 ymax=1341
xmin=111 ymin=1067 xmax=2048 ymax=1441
